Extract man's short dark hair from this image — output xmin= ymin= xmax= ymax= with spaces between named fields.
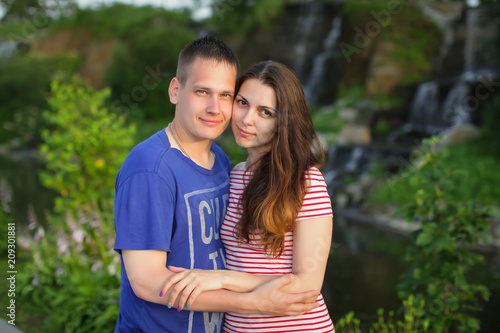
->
xmin=176 ymin=35 xmax=239 ymax=86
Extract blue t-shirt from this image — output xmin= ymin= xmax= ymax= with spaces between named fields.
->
xmin=114 ymin=128 xmax=232 ymax=333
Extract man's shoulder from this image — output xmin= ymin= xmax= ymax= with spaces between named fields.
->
xmin=120 ymin=129 xmax=170 ymax=176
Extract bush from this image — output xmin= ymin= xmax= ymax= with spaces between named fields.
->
xmin=335 ymin=294 xmax=430 ymax=333
xmin=17 ymin=75 xmax=135 ymax=332
xmin=393 ymin=138 xmax=494 ymax=332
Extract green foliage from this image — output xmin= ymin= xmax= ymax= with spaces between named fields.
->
xmin=311 ymin=84 xmax=365 ymax=143
xmin=105 ymin=25 xmax=193 ymax=121
xmin=394 ymin=137 xmax=493 ymax=332
xmin=369 ymin=138 xmax=500 ymax=207
xmin=18 ymin=208 xmax=120 ymax=333
xmin=11 ymin=3 xmax=196 ymax=123
xmin=0 ymin=0 xmax=76 ymax=20
xmin=336 ymin=311 xmax=361 ymax=333
xmin=370 ymin=295 xmax=430 ymax=333
xmin=336 ymin=295 xmax=430 ymax=333
xmin=17 ymin=75 xmax=134 ymax=332
xmin=52 ymin=3 xmax=191 ymax=40
xmin=342 ymin=1 xmax=440 ymax=84
xmin=343 ymin=0 xmax=389 ymax=23
xmin=369 ymin=90 xmax=500 ymax=207
xmin=86 ymin=4 xmax=196 ymax=121
xmin=210 ymin=0 xmax=283 ymax=35
xmin=39 ymin=74 xmax=134 ymax=212
xmin=0 ymin=53 xmax=81 ymax=146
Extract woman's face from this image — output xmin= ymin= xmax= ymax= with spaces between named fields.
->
xmin=231 ymin=79 xmax=277 ymax=157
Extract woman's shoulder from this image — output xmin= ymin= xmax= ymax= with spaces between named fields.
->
xmin=232 ymin=161 xmax=247 ymax=171
xmin=304 ymin=166 xmax=328 ymax=186
xmin=304 ymin=166 xmax=324 ymax=177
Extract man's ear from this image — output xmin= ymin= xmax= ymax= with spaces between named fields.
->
xmin=169 ymin=77 xmax=180 ymax=104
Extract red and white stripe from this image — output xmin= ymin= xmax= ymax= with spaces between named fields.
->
xmin=221 ymin=167 xmax=335 ymax=332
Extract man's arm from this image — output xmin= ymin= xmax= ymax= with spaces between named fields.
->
xmin=122 ymin=249 xmax=319 ymax=315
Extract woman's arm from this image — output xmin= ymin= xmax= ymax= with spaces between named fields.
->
xmin=283 ymin=216 xmax=333 ymax=296
xmin=163 ymin=215 xmax=333 ymax=309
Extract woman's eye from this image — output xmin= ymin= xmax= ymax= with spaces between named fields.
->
xmin=236 ymin=99 xmax=247 ymax=106
xmin=261 ymin=109 xmax=272 ymax=117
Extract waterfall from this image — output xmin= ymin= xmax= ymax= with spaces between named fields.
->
xmin=464 ymin=8 xmax=480 ymax=73
xmin=293 ymin=2 xmax=322 ymax=80
xmin=401 ymin=6 xmax=491 ymax=136
xmin=303 ymin=13 xmax=342 ymax=105
xmin=406 ymin=82 xmax=440 ymax=133
xmin=344 ymin=147 xmax=365 ymax=173
xmin=442 ymin=81 xmax=472 ymax=127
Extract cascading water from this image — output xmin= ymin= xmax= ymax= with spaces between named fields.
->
xmin=399 ymin=6 xmax=496 ymax=136
xmin=464 ymin=8 xmax=480 ymax=73
xmin=303 ymin=13 xmax=342 ymax=105
xmin=293 ymin=3 xmax=322 ymax=80
xmin=406 ymin=81 xmax=440 ymax=133
xmin=442 ymin=81 xmax=472 ymax=127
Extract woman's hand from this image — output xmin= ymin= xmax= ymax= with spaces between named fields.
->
xmin=159 ymin=266 xmax=226 ymax=310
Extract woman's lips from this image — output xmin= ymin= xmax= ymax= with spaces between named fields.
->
xmin=237 ymin=127 xmax=254 ymax=137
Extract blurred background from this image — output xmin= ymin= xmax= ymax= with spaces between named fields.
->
xmin=0 ymin=0 xmax=499 ymax=332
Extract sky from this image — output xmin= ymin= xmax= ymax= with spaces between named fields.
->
xmin=0 ymin=0 xmax=213 ymax=20
xmin=75 ymin=0 xmax=212 ymax=19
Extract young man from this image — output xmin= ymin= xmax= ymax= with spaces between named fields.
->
xmin=113 ymin=36 xmax=319 ymax=332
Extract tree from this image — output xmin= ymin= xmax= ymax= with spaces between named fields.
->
xmin=1 ymin=0 xmax=76 ymax=21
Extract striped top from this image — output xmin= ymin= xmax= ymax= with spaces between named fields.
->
xmin=221 ymin=166 xmax=335 ymax=332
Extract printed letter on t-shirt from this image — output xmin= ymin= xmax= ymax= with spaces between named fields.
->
xmin=203 ymin=312 xmax=223 ymax=333
xmin=199 ymin=200 xmax=213 ymax=244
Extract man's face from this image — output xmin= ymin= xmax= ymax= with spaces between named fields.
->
xmin=169 ymin=58 xmax=237 ymax=142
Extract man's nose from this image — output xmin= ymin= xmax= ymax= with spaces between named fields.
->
xmin=207 ymin=95 xmax=220 ymax=114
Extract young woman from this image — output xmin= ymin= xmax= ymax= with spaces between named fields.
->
xmin=161 ymin=60 xmax=335 ymax=332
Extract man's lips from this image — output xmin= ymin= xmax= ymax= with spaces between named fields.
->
xmin=200 ymin=118 xmax=223 ymax=126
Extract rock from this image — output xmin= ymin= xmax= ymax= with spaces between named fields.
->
xmin=335 ymin=193 xmax=349 ymax=209
xmin=440 ymin=123 xmax=480 ymax=147
xmin=366 ymin=41 xmax=404 ymax=97
xmin=339 ymin=108 xmax=358 ymax=123
xmin=339 ymin=125 xmax=372 ymax=144
xmin=345 ymin=182 xmax=364 ymax=206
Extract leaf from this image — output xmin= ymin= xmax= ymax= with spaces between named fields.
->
xmin=416 ymin=231 xmax=432 ymax=246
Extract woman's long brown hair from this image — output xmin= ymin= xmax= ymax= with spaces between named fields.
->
xmin=236 ymin=61 xmax=325 ymax=257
